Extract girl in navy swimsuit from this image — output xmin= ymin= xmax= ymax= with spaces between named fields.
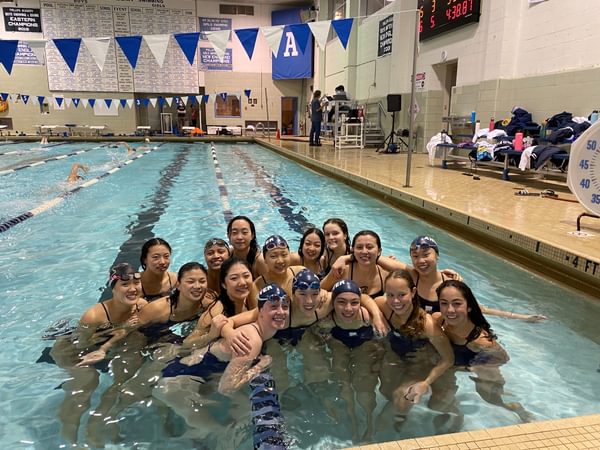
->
xmin=139 ymin=238 xmax=178 ymax=302
xmin=436 ymin=280 xmax=533 ymax=422
xmin=375 ymin=270 xmax=454 ymax=426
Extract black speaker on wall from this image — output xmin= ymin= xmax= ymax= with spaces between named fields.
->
xmin=386 ymin=94 xmax=402 ymax=112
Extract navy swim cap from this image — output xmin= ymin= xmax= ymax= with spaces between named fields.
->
xmin=292 ymin=268 xmax=321 ymax=292
xmin=257 ymin=283 xmax=289 ymax=308
xmin=332 ymin=279 xmax=361 ymax=299
xmin=410 ymin=236 xmax=439 ymax=254
xmin=262 ymin=235 xmax=289 ymax=255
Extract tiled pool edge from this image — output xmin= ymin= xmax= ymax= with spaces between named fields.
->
xmin=257 ymin=139 xmax=600 ymax=298
xmin=344 ymin=413 xmax=600 ymax=449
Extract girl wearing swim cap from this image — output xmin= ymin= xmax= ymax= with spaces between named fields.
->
xmin=435 ymin=280 xmax=533 ymax=422
xmin=154 ymin=284 xmax=289 ymax=430
xmin=375 ymin=270 xmax=454 ymax=425
xmin=139 ymin=238 xmax=178 ymax=302
xmin=50 ymin=263 xmax=147 ymax=446
xmin=253 ymin=235 xmax=306 ymax=298
xmin=202 ymin=237 xmax=231 ymax=295
xmin=323 ymin=278 xmax=383 ymax=442
xmin=290 ymin=227 xmax=327 ymax=278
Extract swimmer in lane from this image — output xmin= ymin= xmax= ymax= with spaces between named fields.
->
xmin=66 ymin=163 xmax=89 ymax=183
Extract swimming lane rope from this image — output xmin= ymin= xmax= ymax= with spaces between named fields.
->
xmin=249 ymin=369 xmax=289 ymax=450
xmin=0 ymin=143 xmax=108 ymax=176
xmin=0 ymin=142 xmax=64 ymax=157
xmin=0 ymin=145 xmax=162 ymax=233
xmin=209 ymin=144 xmax=234 ymax=224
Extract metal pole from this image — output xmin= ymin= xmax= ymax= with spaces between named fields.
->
xmin=404 ymin=9 xmax=419 ymax=187
xmin=265 ymin=87 xmax=270 ymax=141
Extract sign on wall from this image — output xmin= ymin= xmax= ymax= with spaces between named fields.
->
xmin=199 ymin=17 xmax=232 ymax=40
xmin=415 ymin=72 xmax=426 ymax=90
xmin=378 ymin=15 xmax=393 ymax=57
xmin=200 ymin=48 xmax=233 ymax=71
xmin=272 ymin=8 xmax=313 ymax=80
xmin=3 ymin=7 xmax=42 ymax=33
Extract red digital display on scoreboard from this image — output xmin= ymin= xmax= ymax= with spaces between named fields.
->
xmin=418 ymin=0 xmax=481 ymax=41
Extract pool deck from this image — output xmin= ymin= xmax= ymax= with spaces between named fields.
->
xmin=258 ymin=138 xmax=600 ymax=450
xmin=345 ymin=413 xmax=600 ymax=450
xmin=258 ymin=138 xmax=600 ymax=298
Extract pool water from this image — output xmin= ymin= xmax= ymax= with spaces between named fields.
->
xmin=0 ymin=142 xmax=599 ymax=449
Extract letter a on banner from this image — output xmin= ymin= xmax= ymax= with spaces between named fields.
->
xmin=282 ymin=32 xmax=298 ymax=57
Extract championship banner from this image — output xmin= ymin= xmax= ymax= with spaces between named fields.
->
xmin=271 ymin=8 xmax=313 ymax=80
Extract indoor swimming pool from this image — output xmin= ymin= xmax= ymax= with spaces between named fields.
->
xmin=0 ymin=141 xmax=599 ymax=449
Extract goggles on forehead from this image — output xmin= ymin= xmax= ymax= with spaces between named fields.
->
xmin=110 ymin=272 xmax=141 ymax=284
xmin=204 ymin=238 xmax=230 ymax=251
xmin=258 ymin=293 xmax=290 ymax=306
xmin=264 ymin=236 xmax=288 ymax=251
xmin=294 ymin=280 xmax=321 ymax=291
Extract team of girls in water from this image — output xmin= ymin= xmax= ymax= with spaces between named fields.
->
xmin=49 ymin=216 xmax=547 ymax=446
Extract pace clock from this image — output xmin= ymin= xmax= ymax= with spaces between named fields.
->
xmin=568 ymin=122 xmax=600 ymax=216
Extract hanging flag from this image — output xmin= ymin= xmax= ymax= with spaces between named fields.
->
xmin=82 ymin=37 xmax=111 ymax=71
xmin=174 ymin=32 xmax=200 ymax=65
xmin=64 ymin=98 xmax=72 ymax=108
xmin=0 ymin=40 xmax=19 ymax=74
xmin=289 ymin=24 xmax=311 ymax=54
xmin=261 ymin=25 xmax=285 ymax=57
xmin=180 ymin=96 xmax=188 ymax=105
xmin=81 ymin=98 xmax=88 ymax=109
xmin=120 ymin=99 xmax=127 ymax=108
xmin=53 ymin=38 xmax=81 ymax=72
xmin=104 ymin=99 xmax=113 ymax=108
xmin=144 ymin=34 xmax=170 ymax=67
xmin=190 ymin=96 xmax=197 ymax=105
xmin=127 ymin=99 xmax=134 ymax=108
xmin=72 ymin=98 xmax=80 ymax=107
xmin=88 ymin=98 xmax=96 ymax=108
xmin=55 ymin=97 xmax=64 ymax=107
xmin=308 ymin=21 xmax=331 ymax=51
xmin=235 ymin=28 xmax=259 ymax=60
xmin=37 ymin=95 xmax=45 ymax=105
xmin=219 ymin=93 xmax=227 ymax=102
xmin=165 ymin=97 xmax=173 ymax=107
xmin=142 ymin=98 xmax=150 ymax=107
xmin=115 ymin=36 xmax=143 ymax=69
xmin=22 ymin=95 xmax=29 ymax=105
xmin=0 ymin=93 xmax=9 ymax=101
xmin=205 ymin=30 xmax=230 ymax=63
xmin=26 ymin=40 xmax=47 ymax=65
xmin=331 ymin=18 xmax=354 ymax=49
xmin=149 ymin=98 xmax=157 ymax=107
xmin=135 ymin=99 xmax=142 ymax=107
xmin=244 ymin=89 xmax=251 ymax=98
xmin=202 ymin=94 xmax=209 ymax=104
xmin=158 ymin=96 xmax=165 ymax=107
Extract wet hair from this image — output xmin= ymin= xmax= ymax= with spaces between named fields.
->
xmin=169 ymin=262 xmax=208 ymax=309
xmin=384 ymin=270 xmax=425 ymax=337
xmin=322 ymin=218 xmax=351 ymax=274
xmin=227 ymin=215 xmax=259 ymax=267
xmin=350 ymin=230 xmax=382 ymax=262
xmin=436 ymin=280 xmax=496 ymax=341
xmin=219 ymin=257 xmax=252 ymax=317
xmin=140 ymin=238 xmax=172 ymax=270
xmin=297 ymin=227 xmax=325 ymax=262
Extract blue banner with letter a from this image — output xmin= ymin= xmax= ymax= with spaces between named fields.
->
xmin=272 ymin=8 xmax=313 ymax=80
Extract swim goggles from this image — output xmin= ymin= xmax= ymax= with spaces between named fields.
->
xmin=109 ymin=272 xmax=141 ymax=284
xmin=294 ymin=280 xmax=321 ymax=291
xmin=204 ymin=238 xmax=230 ymax=251
xmin=410 ymin=236 xmax=439 ymax=254
xmin=263 ymin=235 xmax=288 ymax=251
xmin=258 ymin=284 xmax=290 ymax=306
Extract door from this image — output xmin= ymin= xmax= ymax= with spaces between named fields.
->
xmin=281 ymin=97 xmax=298 ymax=135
